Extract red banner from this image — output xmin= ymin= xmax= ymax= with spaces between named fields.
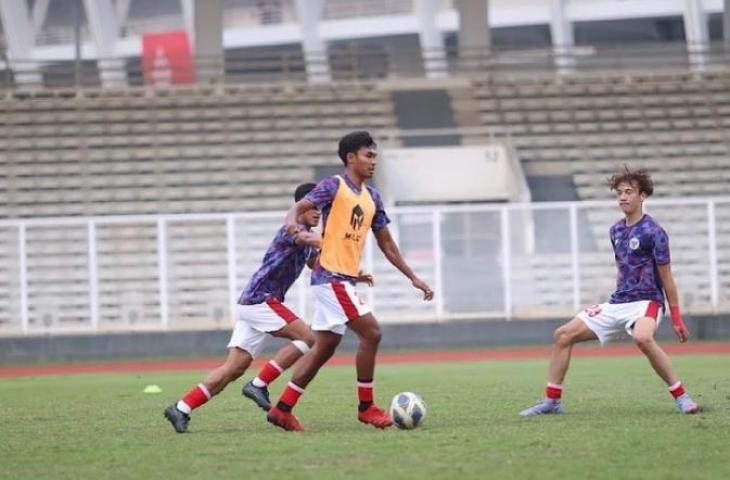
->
xmin=142 ymin=30 xmax=195 ymax=85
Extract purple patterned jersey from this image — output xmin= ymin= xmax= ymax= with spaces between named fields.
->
xmin=238 ymin=225 xmax=317 ymax=305
xmin=609 ymin=214 xmax=670 ymax=305
xmin=305 ymin=174 xmax=390 ymax=285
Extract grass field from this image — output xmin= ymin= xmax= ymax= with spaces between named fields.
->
xmin=2 ymin=354 xmax=729 ymax=480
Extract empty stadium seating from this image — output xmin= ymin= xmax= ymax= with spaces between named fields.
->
xmin=449 ymin=70 xmax=730 ymax=316
xmin=2 ymin=68 xmax=730 ymax=335
xmin=0 ymin=82 xmax=398 ymax=218
xmin=462 ymin=71 xmax=730 ymax=197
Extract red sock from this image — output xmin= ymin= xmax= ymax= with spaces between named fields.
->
xmin=668 ymin=381 xmax=685 ymax=399
xmin=277 ymin=382 xmax=305 ymax=411
xmin=256 ymin=360 xmax=284 ymax=386
xmin=545 ymin=383 xmax=563 ymax=400
xmin=358 ymin=380 xmax=374 ymax=404
xmin=179 ymin=384 xmax=211 ymax=413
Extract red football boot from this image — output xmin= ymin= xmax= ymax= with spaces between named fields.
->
xmin=267 ymin=406 xmax=304 ymax=432
xmin=357 ymin=405 xmax=394 ymax=429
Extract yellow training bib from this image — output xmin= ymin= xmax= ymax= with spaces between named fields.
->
xmin=320 ymin=176 xmax=376 ymax=277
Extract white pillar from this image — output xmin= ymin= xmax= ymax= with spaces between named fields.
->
xmin=31 ymin=0 xmax=50 ymax=36
xmin=550 ymin=0 xmax=575 ymax=73
xmin=0 ymin=0 xmax=42 ymax=87
xmin=167 ymin=0 xmax=221 ymax=84
xmin=724 ymin=0 xmax=730 ymax=48
xmin=416 ymin=0 xmax=448 ymax=78
xmin=116 ymin=0 xmax=132 ymax=34
xmin=454 ymin=0 xmax=490 ymax=72
xmin=192 ymin=0 xmax=224 ymax=82
xmin=295 ymin=0 xmax=331 ymax=82
xmin=83 ymin=0 xmax=127 ymax=86
xmin=180 ymin=0 xmax=195 ymax=45
xmin=683 ymin=0 xmax=708 ymax=71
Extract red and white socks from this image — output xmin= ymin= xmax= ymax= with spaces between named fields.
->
xmin=668 ymin=381 xmax=686 ymax=399
xmin=542 ymin=381 xmax=689 ymax=401
xmin=535 ymin=381 xmax=692 ymax=408
xmin=275 ymin=379 xmax=377 ymax=414
xmin=177 ymin=383 xmax=212 ymax=415
xmin=358 ymin=379 xmax=374 ymax=412
xmin=669 ymin=381 xmax=698 ymax=413
xmin=276 ymin=382 xmax=305 ymax=412
xmin=545 ymin=383 xmax=563 ymax=402
xmin=252 ymin=360 xmax=284 ymax=388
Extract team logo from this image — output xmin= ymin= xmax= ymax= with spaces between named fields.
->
xmin=350 ymin=204 xmax=364 ymax=230
xmin=629 ymin=237 xmax=640 ymax=250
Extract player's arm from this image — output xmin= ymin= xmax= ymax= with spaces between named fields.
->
xmin=286 ymin=177 xmax=337 ymax=235
xmin=657 ymin=263 xmax=689 ymax=343
xmin=284 ymin=199 xmax=317 ymax=236
xmin=374 ymin=226 xmax=433 ymax=300
xmin=293 ymin=230 xmax=321 ymax=249
xmin=291 ymin=231 xmax=320 ymax=269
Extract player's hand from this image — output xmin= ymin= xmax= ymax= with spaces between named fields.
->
xmin=670 ymin=306 xmax=689 ymax=343
xmin=356 ymin=270 xmax=374 ymax=287
xmin=412 ymin=277 xmax=434 ymax=301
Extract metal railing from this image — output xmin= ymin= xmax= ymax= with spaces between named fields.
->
xmin=1 ymin=197 xmax=728 ymax=336
xmin=2 ymin=41 xmax=730 ymax=91
xmin=322 ymin=0 xmax=413 ymax=20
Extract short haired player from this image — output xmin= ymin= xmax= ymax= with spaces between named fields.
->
xmin=266 ymin=131 xmax=434 ymax=431
xmin=163 ymin=183 xmax=323 ymax=433
xmin=520 ymin=167 xmax=698 ymax=416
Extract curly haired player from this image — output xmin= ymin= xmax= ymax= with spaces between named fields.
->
xmin=520 ymin=167 xmax=698 ymax=417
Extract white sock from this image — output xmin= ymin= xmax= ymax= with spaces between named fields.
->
xmin=252 ymin=377 xmax=266 ymax=388
xmin=176 ymin=400 xmax=192 ymax=415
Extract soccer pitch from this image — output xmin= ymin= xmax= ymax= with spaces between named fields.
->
xmin=2 ymin=355 xmax=729 ymax=480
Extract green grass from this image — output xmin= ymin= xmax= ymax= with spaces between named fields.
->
xmin=1 ymin=355 xmax=729 ymax=480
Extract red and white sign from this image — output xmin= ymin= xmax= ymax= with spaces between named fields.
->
xmin=142 ymin=30 xmax=195 ymax=85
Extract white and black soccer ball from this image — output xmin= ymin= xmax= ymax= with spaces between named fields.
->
xmin=389 ymin=392 xmax=427 ymax=429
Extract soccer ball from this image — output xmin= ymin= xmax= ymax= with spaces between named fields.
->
xmin=389 ymin=392 xmax=427 ymax=429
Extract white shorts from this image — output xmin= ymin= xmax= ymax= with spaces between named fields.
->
xmin=577 ymin=300 xmax=663 ymax=345
xmin=227 ymin=298 xmax=300 ymax=358
xmin=311 ymin=282 xmax=371 ymax=335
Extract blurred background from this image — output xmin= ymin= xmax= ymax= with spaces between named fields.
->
xmin=1 ymin=0 xmax=729 ymax=362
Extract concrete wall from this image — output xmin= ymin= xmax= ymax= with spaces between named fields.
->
xmin=2 ymin=314 xmax=729 ymax=364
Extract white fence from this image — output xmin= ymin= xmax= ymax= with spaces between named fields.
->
xmin=1 ymin=197 xmax=729 ymax=336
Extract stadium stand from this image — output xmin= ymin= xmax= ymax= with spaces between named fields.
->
xmin=2 ymin=56 xmax=730 ymax=333
xmin=449 ymin=70 xmax=730 ymax=315
xmin=462 ymin=71 xmax=730 ymax=194
xmin=0 ymin=82 xmax=398 ymax=218
xmin=0 ymin=81 xmax=400 ymax=333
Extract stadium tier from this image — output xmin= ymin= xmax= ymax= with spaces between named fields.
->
xmin=1 ymin=66 xmax=730 ymax=334
xmin=0 ymin=82 xmax=398 ymax=218
xmin=463 ymin=71 xmax=730 ymax=193
xmin=4 ymin=70 xmax=730 ymax=218
xmin=458 ymin=71 xmax=730 ymax=306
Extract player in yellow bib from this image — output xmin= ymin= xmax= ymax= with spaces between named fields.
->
xmin=267 ymin=131 xmax=434 ymax=431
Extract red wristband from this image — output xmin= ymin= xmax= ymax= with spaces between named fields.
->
xmin=670 ymin=306 xmax=681 ymax=323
